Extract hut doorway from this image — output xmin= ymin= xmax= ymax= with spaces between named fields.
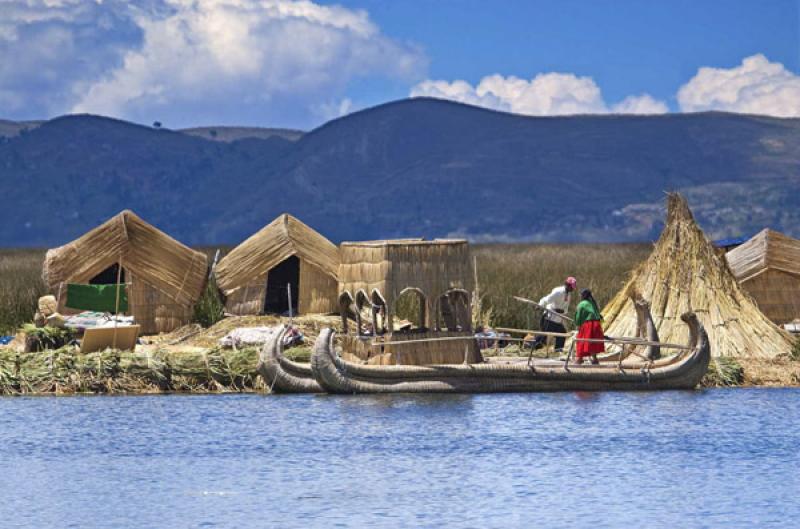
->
xmin=90 ymin=263 xmax=125 ymax=285
xmin=264 ymin=256 xmax=300 ymax=315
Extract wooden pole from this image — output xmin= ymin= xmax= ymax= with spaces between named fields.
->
xmin=495 ymin=327 xmax=689 ymax=350
xmin=472 ymin=255 xmax=480 ymax=327
xmin=287 ymin=283 xmax=293 ymax=327
xmin=513 ymin=296 xmax=575 ymax=323
xmin=112 ymin=257 xmax=123 ymax=350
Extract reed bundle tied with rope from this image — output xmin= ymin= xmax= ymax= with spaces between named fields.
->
xmin=603 ymin=193 xmax=794 ymax=359
xmin=0 ymin=346 xmax=262 ymax=395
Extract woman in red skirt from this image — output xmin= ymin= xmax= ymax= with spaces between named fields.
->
xmin=574 ymin=289 xmax=604 ymax=365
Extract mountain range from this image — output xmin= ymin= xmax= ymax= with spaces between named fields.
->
xmin=2 ymin=97 xmax=799 ymax=247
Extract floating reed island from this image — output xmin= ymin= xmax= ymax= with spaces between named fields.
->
xmin=2 ymin=194 xmax=799 ymax=395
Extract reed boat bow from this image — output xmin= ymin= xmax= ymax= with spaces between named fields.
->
xmin=257 ymin=326 xmax=323 ymax=393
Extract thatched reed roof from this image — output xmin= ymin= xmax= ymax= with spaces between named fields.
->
xmin=215 ymin=214 xmax=339 ymax=295
xmin=726 ymin=229 xmax=800 ymax=281
xmin=43 ymin=210 xmax=208 ymax=305
xmin=339 ymin=239 xmax=472 ymax=309
xmin=603 ymin=194 xmax=793 ymax=359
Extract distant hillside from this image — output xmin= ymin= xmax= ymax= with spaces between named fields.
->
xmin=179 ymin=126 xmax=304 ymax=143
xmin=0 ymin=119 xmax=44 ymax=139
xmin=1 ymin=98 xmax=799 ymax=247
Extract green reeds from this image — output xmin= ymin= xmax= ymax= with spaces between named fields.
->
xmin=702 ymin=356 xmax=745 ymax=387
xmin=0 ymin=346 xmax=262 ymax=395
xmin=192 ymin=276 xmax=226 ymax=328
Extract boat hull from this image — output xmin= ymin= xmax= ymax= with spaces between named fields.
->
xmin=310 ymin=312 xmax=710 ymax=394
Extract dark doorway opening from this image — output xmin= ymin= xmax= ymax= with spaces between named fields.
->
xmin=90 ymin=263 xmax=126 ymax=285
xmin=264 ymin=256 xmax=300 ymax=315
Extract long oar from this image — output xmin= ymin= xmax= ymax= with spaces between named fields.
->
xmin=513 ymin=295 xmax=574 ymax=323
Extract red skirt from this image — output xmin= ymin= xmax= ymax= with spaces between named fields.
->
xmin=576 ymin=320 xmax=605 ymax=357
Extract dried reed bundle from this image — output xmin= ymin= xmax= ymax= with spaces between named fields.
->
xmin=0 ymin=346 xmax=261 ymax=395
xmin=603 ymin=193 xmax=793 ymax=359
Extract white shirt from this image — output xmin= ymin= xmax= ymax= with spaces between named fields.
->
xmin=539 ymin=285 xmax=572 ymax=324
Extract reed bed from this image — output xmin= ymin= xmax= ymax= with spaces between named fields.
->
xmin=0 ymin=248 xmax=46 ymax=335
xmin=472 ymin=243 xmax=651 ymax=330
xmin=1 ymin=244 xmax=649 ymax=335
xmin=0 ymin=346 xmax=262 ymax=395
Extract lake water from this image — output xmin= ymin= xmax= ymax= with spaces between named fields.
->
xmin=1 ymin=389 xmax=798 ymax=528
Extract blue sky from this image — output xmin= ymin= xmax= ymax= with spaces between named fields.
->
xmin=340 ymin=0 xmax=800 ymax=110
xmin=1 ymin=0 xmax=798 ymax=128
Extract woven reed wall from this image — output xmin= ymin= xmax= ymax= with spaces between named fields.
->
xmin=215 ymin=214 xmax=339 ymax=295
xmin=340 ymin=330 xmax=480 ymax=365
xmin=221 ymin=260 xmax=337 ymax=316
xmin=223 ymin=281 xmax=265 ymax=315
xmin=43 ymin=211 xmax=208 ymax=335
xmin=216 ymin=214 xmax=339 ymax=315
xmin=299 ymin=260 xmax=337 ymax=314
xmin=339 ymin=240 xmax=473 ymax=328
xmin=739 ymin=270 xmax=800 ymax=325
xmin=603 ymin=194 xmax=793 ymax=359
xmin=726 ymin=229 xmax=800 ymax=325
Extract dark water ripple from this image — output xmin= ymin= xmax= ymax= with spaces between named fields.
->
xmin=1 ymin=388 xmax=798 ymax=528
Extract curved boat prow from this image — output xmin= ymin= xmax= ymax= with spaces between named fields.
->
xmin=677 ymin=311 xmax=711 ymax=388
xmin=257 ymin=326 xmax=323 ymax=393
xmin=635 ymin=297 xmax=661 ymax=360
xmin=600 ymin=294 xmax=660 ymax=362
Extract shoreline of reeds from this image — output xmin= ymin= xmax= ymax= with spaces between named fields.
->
xmin=1 ymin=347 xmax=797 ymax=395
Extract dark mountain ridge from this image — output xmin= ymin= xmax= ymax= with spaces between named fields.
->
xmin=2 ymin=98 xmax=799 ymax=246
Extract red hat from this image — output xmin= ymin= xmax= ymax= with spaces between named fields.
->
xmin=565 ymin=277 xmax=577 ymax=288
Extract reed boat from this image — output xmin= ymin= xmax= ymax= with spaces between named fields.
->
xmin=308 ymin=312 xmax=710 ymax=394
xmin=258 ymin=326 xmax=323 ymax=393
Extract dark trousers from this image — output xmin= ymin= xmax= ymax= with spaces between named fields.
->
xmin=534 ymin=317 xmax=567 ymax=351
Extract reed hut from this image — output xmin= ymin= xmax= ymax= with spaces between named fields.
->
xmin=214 ymin=214 xmax=339 ymax=316
xmin=338 ymin=239 xmax=480 ymax=365
xmin=42 ymin=210 xmax=208 ymax=335
xmin=603 ymin=194 xmax=793 ymax=359
xmin=725 ymin=229 xmax=800 ymax=325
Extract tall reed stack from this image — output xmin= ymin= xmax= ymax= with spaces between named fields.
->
xmin=603 ymin=193 xmax=793 ymax=359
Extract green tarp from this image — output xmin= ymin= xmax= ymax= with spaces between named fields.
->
xmin=66 ymin=284 xmax=129 ymax=313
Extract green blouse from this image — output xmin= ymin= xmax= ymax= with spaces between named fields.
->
xmin=574 ymin=299 xmax=602 ymax=327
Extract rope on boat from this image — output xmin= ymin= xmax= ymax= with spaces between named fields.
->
xmin=366 ymin=332 xmax=691 ymax=350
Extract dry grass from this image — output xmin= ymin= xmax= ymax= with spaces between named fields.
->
xmin=472 ymin=243 xmax=652 ymax=330
xmin=0 ymin=248 xmax=46 ymax=335
xmin=0 ymin=244 xmax=650 ymax=335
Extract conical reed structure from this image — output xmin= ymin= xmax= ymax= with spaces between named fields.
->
xmin=603 ymin=193 xmax=793 ymax=359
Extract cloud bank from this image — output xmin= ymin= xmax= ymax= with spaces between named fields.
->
xmin=0 ymin=0 xmax=425 ymax=127
xmin=411 ymin=73 xmax=668 ymax=116
xmin=411 ymin=54 xmax=799 ymax=118
xmin=677 ymin=54 xmax=800 ymax=117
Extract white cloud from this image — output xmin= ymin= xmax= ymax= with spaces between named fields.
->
xmin=0 ymin=0 xmax=141 ymax=116
xmin=70 ymin=0 xmax=424 ymax=126
xmin=411 ymin=73 xmax=666 ymax=116
xmin=611 ymin=94 xmax=669 ymax=114
xmin=677 ymin=54 xmax=800 ymax=117
xmin=0 ymin=0 xmax=425 ymax=126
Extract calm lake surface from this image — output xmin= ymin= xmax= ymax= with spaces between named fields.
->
xmin=1 ymin=389 xmax=798 ymax=528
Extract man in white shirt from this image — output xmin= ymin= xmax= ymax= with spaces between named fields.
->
xmin=533 ymin=276 xmax=577 ymax=352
